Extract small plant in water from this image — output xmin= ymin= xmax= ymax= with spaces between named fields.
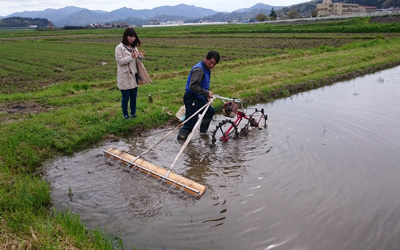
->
xmin=68 ymin=186 xmax=73 ymax=202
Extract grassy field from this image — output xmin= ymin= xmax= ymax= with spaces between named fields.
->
xmin=1 ymin=16 xmax=400 ymax=248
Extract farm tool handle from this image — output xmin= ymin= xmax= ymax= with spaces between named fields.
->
xmin=215 ymin=94 xmax=244 ymax=110
xmin=165 ymin=96 xmax=216 ymax=178
xmin=129 ymin=97 xmax=214 ymax=165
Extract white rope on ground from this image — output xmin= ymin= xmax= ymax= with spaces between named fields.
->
xmin=164 ymin=96 xmax=216 ymax=179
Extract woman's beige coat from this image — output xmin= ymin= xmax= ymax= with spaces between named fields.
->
xmin=115 ymin=42 xmax=138 ymax=90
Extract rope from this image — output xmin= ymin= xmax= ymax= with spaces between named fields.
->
xmin=129 ymin=97 xmax=215 ymax=166
xmin=165 ymin=96 xmax=216 ymax=178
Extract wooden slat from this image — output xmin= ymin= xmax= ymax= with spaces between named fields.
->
xmin=104 ymin=148 xmax=206 ymax=198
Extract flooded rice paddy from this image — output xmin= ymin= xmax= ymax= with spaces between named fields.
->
xmin=45 ymin=66 xmax=400 ymax=249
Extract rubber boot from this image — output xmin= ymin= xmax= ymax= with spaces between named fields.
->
xmin=177 ymin=128 xmax=190 ymax=140
xmin=200 ymin=117 xmax=212 ymax=133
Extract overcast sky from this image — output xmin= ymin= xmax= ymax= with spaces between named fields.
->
xmin=1 ymin=0 xmax=309 ymax=17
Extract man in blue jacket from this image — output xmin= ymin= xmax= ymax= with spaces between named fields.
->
xmin=177 ymin=51 xmax=220 ymax=140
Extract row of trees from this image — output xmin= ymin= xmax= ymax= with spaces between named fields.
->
xmin=0 ymin=17 xmax=53 ymax=27
xmin=256 ymin=8 xmax=278 ymax=21
xmin=255 ymin=8 xmax=310 ymax=22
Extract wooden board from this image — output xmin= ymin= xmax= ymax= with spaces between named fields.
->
xmin=104 ymin=148 xmax=206 ymax=198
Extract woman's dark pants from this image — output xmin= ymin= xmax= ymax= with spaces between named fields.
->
xmin=121 ymin=87 xmax=138 ymax=118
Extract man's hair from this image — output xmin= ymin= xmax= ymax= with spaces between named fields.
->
xmin=206 ymin=51 xmax=220 ymax=64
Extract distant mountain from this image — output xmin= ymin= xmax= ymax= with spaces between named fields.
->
xmin=235 ymin=3 xmax=284 ymax=13
xmin=4 ymin=3 xmax=290 ymax=27
xmin=9 ymin=6 xmax=87 ymax=21
xmin=4 ymin=1 xmax=400 ymax=27
xmin=3 ymin=1 xmax=399 ymax=27
xmin=277 ymin=0 xmax=320 ymax=17
xmin=148 ymin=4 xmax=217 ymax=18
xmin=56 ymin=9 xmax=114 ymax=27
xmin=185 ymin=3 xmax=285 ymax=23
xmin=5 ymin=4 xmax=219 ymax=27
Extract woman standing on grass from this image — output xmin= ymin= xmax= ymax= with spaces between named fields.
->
xmin=115 ymin=27 xmax=144 ymax=119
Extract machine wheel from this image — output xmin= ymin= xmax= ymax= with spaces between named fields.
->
xmin=210 ymin=119 xmax=239 ymax=146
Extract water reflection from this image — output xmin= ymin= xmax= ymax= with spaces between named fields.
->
xmin=46 ymin=66 xmax=400 ymax=250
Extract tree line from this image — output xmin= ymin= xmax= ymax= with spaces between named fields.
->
xmin=0 ymin=17 xmax=53 ymax=27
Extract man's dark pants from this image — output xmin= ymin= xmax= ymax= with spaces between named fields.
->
xmin=178 ymin=91 xmax=215 ymax=139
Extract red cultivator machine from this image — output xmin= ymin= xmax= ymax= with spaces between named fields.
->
xmin=211 ymin=96 xmax=268 ymax=146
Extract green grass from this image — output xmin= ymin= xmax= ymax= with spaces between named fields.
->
xmin=1 ymin=16 xmax=400 ymax=248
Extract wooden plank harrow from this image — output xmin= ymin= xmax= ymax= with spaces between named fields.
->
xmin=103 ymin=96 xmax=216 ymax=198
xmin=103 ymin=148 xmax=206 ymax=198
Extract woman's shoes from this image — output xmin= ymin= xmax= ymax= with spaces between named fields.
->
xmin=123 ymin=114 xmax=137 ymax=119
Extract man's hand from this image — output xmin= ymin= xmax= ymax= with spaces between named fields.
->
xmin=208 ymin=91 xmax=214 ymax=101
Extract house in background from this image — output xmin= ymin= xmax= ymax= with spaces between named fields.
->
xmin=316 ymin=0 xmax=377 ymax=17
xmin=148 ymin=20 xmax=161 ymax=25
xmin=359 ymin=6 xmax=378 ymax=14
xmin=112 ymin=22 xmax=129 ymax=28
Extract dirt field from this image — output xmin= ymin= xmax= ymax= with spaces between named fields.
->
xmin=370 ymin=16 xmax=400 ymax=23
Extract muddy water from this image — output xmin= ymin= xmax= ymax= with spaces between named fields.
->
xmin=45 ymin=66 xmax=400 ymax=250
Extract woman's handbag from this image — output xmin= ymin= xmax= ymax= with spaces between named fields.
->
xmin=134 ymin=47 xmax=151 ymax=85
xmin=136 ymin=59 xmax=152 ymax=85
